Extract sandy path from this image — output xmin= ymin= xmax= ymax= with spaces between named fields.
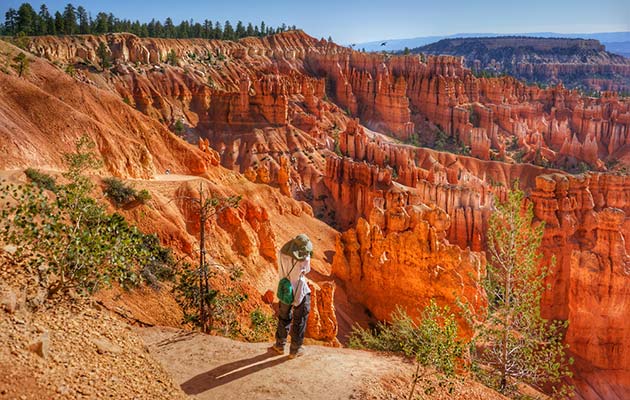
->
xmin=138 ymin=327 xmax=411 ymax=400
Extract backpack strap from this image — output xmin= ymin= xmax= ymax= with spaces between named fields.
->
xmin=284 ymin=257 xmax=299 ymax=279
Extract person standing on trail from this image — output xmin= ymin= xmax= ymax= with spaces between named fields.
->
xmin=272 ymin=234 xmax=312 ymax=359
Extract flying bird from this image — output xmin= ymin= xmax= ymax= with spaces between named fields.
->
xmin=380 ymin=42 xmax=387 ymax=46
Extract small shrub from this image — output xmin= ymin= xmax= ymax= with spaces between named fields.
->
xmin=136 ymin=189 xmax=151 ymax=204
xmin=173 ymin=120 xmax=185 ymax=135
xmin=166 ymin=50 xmax=179 ymax=65
xmin=244 ymin=307 xmax=275 ymax=342
xmin=24 ymin=168 xmax=57 ymax=192
xmin=350 ymin=301 xmax=464 ymax=399
xmin=102 ymin=177 xmax=137 ymax=206
xmin=65 ymin=64 xmax=76 ymax=77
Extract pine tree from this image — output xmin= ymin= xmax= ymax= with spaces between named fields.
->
xmin=38 ymin=4 xmax=53 ymax=35
xmin=214 ymin=21 xmax=222 ymax=39
xmin=93 ymin=12 xmax=108 ymax=34
xmin=62 ymin=3 xmax=77 ymax=34
xmin=259 ymin=21 xmax=266 ymax=37
xmin=164 ymin=17 xmax=175 ymax=38
xmin=235 ymin=21 xmax=245 ymax=38
xmin=96 ymin=41 xmax=110 ymax=69
xmin=54 ymin=11 xmax=64 ymax=34
xmin=4 ymin=8 xmax=18 ymax=35
xmin=76 ymin=6 xmax=89 ymax=34
xmin=470 ymin=182 xmax=573 ymax=397
xmin=223 ymin=20 xmax=234 ymax=40
xmin=16 ymin=3 xmax=37 ymax=35
xmin=13 ymin=52 xmax=30 ymax=77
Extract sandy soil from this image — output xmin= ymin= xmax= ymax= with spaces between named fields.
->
xmin=139 ymin=326 xmax=413 ymax=400
xmin=138 ymin=326 xmax=507 ymax=400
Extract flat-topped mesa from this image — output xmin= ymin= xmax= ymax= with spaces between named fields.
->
xmin=528 ymin=172 xmax=630 ymax=382
xmin=332 ymin=199 xmax=486 ymax=336
xmin=418 ymin=36 xmax=630 ymax=93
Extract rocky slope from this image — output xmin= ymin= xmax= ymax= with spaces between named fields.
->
xmin=0 ymin=249 xmax=186 ymax=399
xmin=2 ymin=31 xmax=630 ymax=398
xmin=416 ymin=37 xmax=630 ymax=93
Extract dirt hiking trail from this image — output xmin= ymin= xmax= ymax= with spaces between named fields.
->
xmin=138 ymin=327 xmax=410 ymax=400
xmin=138 ymin=327 xmax=505 ymax=400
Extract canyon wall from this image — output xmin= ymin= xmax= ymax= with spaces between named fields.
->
xmin=8 ymin=32 xmax=630 ymax=397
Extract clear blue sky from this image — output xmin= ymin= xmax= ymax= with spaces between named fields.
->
xmin=2 ymin=0 xmax=629 ymax=43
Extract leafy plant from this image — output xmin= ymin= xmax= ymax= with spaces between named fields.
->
xmin=24 ymin=168 xmax=57 ymax=192
xmin=468 ymin=182 xmax=573 ymax=397
xmin=96 ymin=42 xmax=110 ymax=69
xmin=350 ymin=301 xmax=464 ymax=400
xmin=0 ymin=136 xmax=175 ymax=299
xmin=12 ymin=52 xmax=29 ymax=77
xmin=102 ymin=177 xmax=136 ymax=205
xmin=173 ymin=119 xmax=185 ymax=135
xmin=167 ymin=49 xmax=178 ymax=65
xmin=102 ymin=177 xmax=151 ymax=206
xmin=173 ymin=262 xmax=247 ymax=337
xmin=244 ymin=307 xmax=275 ymax=342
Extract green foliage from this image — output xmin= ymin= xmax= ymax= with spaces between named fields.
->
xmin=349 ymin=301 xmax=464 ymax=399
xmin=12 ymin=52 xmax=29 ymax=77
xmin=404 ymin=133 xmax=421 ymax=147
xmin=96 ymin=42 xmax=110 ymax=70
xmin=136 ymin=189 xmax=151 ymax=203
xmin=173 ymin=262 xmax=247 ymax=337
xmin=434 ymin=129 xmax=449 ymax=151
xmin=0 ymin=135 xmax=174 ymax=299
xmin=65 ymin=64 xmax=76 ymax=77
xmin=243 ymin=307 xmax=275 ymax=342
xmin=24 ymin=168 xmax=57 ymax=192
xmin=334 ymin=140 xmax=342 ymax=157
xmin=102 ymin=177 xmax=135 ymax=205
xmin=2 ymin=2 xmax=296 ymax=38
xmin=469 ymin=182 xmax=573 ymax=397
xmin=166 ymin=49 xmax=178 ymax=65
xmin=575 ymin=161 xmax=591 ymax=174
xmin=102 ymin=177 xmax=151 ymax=206
xmin=173 ymin=119 xmax=185 ymax=135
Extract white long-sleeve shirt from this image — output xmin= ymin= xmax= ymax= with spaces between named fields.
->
xmin=277 ymin=251 xmax=311 ymax=306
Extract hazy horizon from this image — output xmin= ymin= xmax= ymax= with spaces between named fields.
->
xmin=2 ymin=0 xmax=629 ymax=43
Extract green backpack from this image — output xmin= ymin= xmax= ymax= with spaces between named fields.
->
xmin=276 ymin=259 xmax=298 ymax=305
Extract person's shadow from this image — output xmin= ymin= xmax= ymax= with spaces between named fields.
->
xmin=180 ymin=348 xmax=290 ymax=395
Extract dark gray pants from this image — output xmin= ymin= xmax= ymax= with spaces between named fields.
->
xmin=275 ymin=294 xmax=310 ymax=353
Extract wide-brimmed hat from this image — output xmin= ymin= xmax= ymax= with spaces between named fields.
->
xmin=281 ymin=234 xmax=313 ymax=260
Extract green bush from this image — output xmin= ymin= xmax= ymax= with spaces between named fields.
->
xmin=102 ymin=178 xmax=151 ymax=206
xmin=350 ymin=301 xmax=464 ymax=399
xmin=136 ymin=189 xmax=152 ymax=204
xmin=24 ymin=168 xmax=57 ymax=192
xmin=1 ymin=136 xmax=175 ymax=298
xmin=173 ymin=263 xmax=247 ymax=337
xmin=102 ymin=177 xmax=137 ymax=205
xmin=244 ymin=307 xmax=275 ymax=342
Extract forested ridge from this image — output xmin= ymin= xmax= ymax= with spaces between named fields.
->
xmin=2 ymin=2 xmax=297 ymax=39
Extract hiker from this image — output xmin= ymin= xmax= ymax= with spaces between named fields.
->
xmin=271 ymin=234 xmax=312 ymax=358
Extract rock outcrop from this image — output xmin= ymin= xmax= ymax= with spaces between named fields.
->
xmin=332 ymin=199 xmax=486 ymax=335
xmin=529 ymin=173 xmax=630 ymax=393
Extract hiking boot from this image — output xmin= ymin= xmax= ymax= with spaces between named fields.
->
xmin=269 ymin=344 xmax=285 ymax=355
xmin=288 ymin=347 xmax=305 ymax=359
